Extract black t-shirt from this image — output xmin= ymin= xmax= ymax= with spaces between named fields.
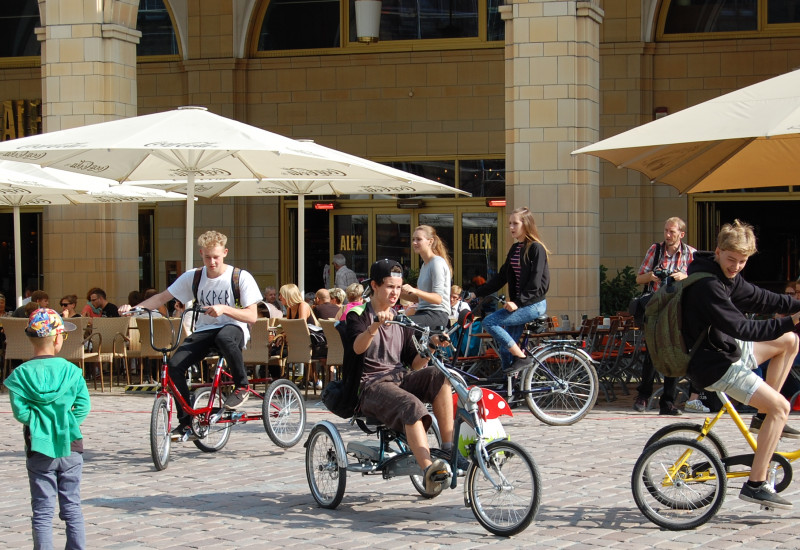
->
xmin=101 ymin=302 xmax=120 ymax=317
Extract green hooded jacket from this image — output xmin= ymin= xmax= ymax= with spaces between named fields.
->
xmin=5 ymin=356 xmax=91 ymax=458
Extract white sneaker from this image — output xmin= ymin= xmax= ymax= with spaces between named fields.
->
xmin=685 ymin=399 xmax=710 ymax=413
xmin=315 ymin=380 xmax=323 ymax=390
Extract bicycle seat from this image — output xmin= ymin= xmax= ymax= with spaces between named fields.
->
xmin=525 ymin=315 xmax=550 ymax=334
xmin=354 ymin=416 xmax=386 ymax=435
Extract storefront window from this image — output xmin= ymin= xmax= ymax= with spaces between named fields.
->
xmin=0 ymin=211 xmax=41 ymax=304
xmin=459 ymin=159 xmax=504 ymax=197
xmin=376 ymin=213 xmax=411 ymax=272
xmin=385 ymin=161 xmax=457 ymax=195
xmin=460 ymin=212 xmax=497 ymax=290
xmin=663 ymin=0 xmax=757 ymax=34
xmin=137 ymin=0 xmax=179 ymax=56
xmin=333 ymin=213 xmax=369 ymax=281
xmin=258 ymin=0 xmax=341 ymax=51
xmin=349 ymin=0 xmax=479 ymax=42
xmin=0 ymin=1 xmax=40 ymax=57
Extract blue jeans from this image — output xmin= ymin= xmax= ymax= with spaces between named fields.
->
xmin=482 ymin=300 xmax=547 ymax=369
xmin=27 ymin=451 xmax=85 ymax=550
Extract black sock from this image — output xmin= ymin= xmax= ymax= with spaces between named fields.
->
xmin=747 ymin=480 xmax=764 ymax=488
xmin=755 ymin=413 xmax=766 ymax=420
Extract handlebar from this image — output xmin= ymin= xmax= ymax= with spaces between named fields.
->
xmin=123 ymin=304 xmax=207 ymax=354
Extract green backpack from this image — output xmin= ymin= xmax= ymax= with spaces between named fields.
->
xmin=643 ymin=272 xmax=713 ymax=377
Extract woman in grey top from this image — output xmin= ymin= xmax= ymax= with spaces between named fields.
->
xmin=402 ymin=225 xmax=452 ymax=329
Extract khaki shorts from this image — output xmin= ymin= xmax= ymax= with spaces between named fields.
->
xmin=705 ymin=361 xmax=763 ymax=405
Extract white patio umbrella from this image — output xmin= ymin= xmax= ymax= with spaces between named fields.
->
xmin=0 ymin=107 xmax=468 ymax=290
xmin=0 ymin=161 xmax=185 ymax=305
xmin=572 ymin=69 xmax=800 ymax=194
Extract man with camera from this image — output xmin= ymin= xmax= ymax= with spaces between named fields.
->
xmin=633 ymin=217 xmax=697 ymax=415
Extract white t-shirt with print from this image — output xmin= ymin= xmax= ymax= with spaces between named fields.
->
xmin=168 ymin=265 xmax=262 ymax=341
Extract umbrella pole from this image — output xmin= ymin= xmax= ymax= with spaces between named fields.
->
xmin=14 ymin=205 xmax=21 ymax=308
xmin=185 ymin=171 xmax=195 ymax=272
xmin=298 ymin=194 xmax=305 ymax=296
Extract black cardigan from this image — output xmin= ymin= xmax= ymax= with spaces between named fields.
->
xmin=682 ymin=251 xmax=800 ymax=389
xmin=475 ymin=240 xmax=549 ymax=307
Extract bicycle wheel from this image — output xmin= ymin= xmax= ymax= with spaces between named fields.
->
xmin=522 ymin=347 xmax=598 ymax=426
xmin=150 ymin=396 xmax=172 ymax=471
xmin=632 ymin=437 xmax=726 ymax=530
xmin=263 ymin=379 xmax=306 ymax=448
xmin=192 ymin=388 xmax=231 ymax=453
xmin=305 ymin=423 xmax=346 ymax=509
xmin=409 ymin=420 xmax=444 ymax=498
xmin=644 ymin=422 xmax=728 ymax=460
xmin=466 ymin=440 xmax=541 ymax=537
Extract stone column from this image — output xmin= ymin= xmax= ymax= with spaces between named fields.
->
xmin=37 ymin=0 xmax=141 ymax=306
xmin=502 ymin=0 xmax=604 ymax=321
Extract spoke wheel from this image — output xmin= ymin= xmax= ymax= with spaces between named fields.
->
xmin=644 ymin=422 xmax=729 ymax=461
xmin=466 ymin=440 xmax=541 ymax=536
xmin=522 ymin=347 xmax=598 ymax=425
xmin=192 ymin=388 xmax=231 ymax=452
xmin=150 ymin=396 xmax=172 ymax=471
xmin=305 ymin=423 xmax=346 ymax=509
xmin=263 ymin=379 xmax=306 ymax=448
xmin=632 ymin=437 xmax=726 ymax=530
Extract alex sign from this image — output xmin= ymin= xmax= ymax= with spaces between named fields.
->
xmin=468 ymin=233 xmax=492 ymax=250
xmin=2 ymin=100 xmax=41 ymax=141
xmin=340 ymin=234 xmax=363 ymax=251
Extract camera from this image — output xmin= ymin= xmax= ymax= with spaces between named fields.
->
xmin=653 ymin=268 xmax=674 ymax=285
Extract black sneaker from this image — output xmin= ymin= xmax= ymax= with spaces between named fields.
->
xmin=749 ymin=416 xmax=800 ymax=439
xmin=659 ymin=402 xmax=683 ymax=416
xmin=170 ymin=424 xmax=195 ymax=441
xmin=502 ymin=356 xmax=533 ymax=374
xmin=224 ymin=386 xmax=250 ymax=410
xmin=739 ymin=482 xmax=792 ymax=509
xmin=446 ymin=450 xmax=470 ymax=476
xmin=633 ymin=396 xmax=647 ymax=412
xmin=423 ymin=458 xmax=450 ymax=494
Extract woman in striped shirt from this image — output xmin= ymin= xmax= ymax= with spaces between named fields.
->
xmin=471 ymin=207 xmax=550 ymax=374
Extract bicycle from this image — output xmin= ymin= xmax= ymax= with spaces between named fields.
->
xmin=631 ymin=390 xmax=796 ymax=530
xmin=446 ymin=310 xmax=599 ymax=426
xmin=130 ymin=306 xmax=307 ymax=471
xmin=304 ymin=314 xmax=542 ymax=536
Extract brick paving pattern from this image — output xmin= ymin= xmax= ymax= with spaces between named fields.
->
xmin=1 ymin=389 xmax=799 ymax=548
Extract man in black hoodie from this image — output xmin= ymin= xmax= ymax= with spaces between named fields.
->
xmin=683 ymin=220 xmax=800 ymax=509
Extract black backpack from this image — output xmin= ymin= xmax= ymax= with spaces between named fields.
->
xmin=189 ymin=267 xmax=242 ymax=327
xmin=321 ymin=313 xmax=363 ymax=419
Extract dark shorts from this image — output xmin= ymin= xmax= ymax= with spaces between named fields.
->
xmin=359 ymin=367 xmax=447 ymax=433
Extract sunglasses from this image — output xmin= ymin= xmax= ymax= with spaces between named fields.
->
xmin=60 ymin=302 xmax=71 ymax=307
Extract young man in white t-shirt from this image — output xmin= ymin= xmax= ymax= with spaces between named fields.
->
xmin=120 ymin=231 xmax=261 ymax=436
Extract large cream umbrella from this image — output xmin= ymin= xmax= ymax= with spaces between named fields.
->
xmin=0 ymin=107 xmax=468 ymax=289
xmin=572 ymin=69 xmax=800 ymax=194
xmin=0 ymin=161 xmax=184 ymax=305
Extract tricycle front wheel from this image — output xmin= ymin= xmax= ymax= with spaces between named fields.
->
xmin=466 ymin=440 xmax=541 ymax=536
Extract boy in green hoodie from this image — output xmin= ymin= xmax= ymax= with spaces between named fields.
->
xmin=5 ymin=308 xmax=89 ymax=549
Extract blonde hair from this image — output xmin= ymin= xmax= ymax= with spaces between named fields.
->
xmin=717 ymin=219 xmax=757 ymax=257
xmin=197 ymin=230 xmax=227 ymax=249
xmin=279 ymin=284 xmax=304 ymax=307
xmin=413 ymin=225 xmax=453 ymax=274
xmin=510 ymin=207 xmax=551 ymax=256
xmin=329 ymin=287 xmax=346 ymax=305
xmin=451 ymin=284 xmax=463 ymax=296
xmin=345 ymin=282 xmax=364 ymax=302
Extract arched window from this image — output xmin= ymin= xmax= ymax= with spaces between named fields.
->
xmin=137 ymin=0 xmax=178 ymax=56
xmin=0 ymin=1 xmax=40 ymax=58
xmin=256 ymin=0 xmax=503 ymax=53
xmin=658 ymin=0 xmax=800 ymax=40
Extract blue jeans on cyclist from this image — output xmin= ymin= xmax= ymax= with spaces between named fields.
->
xmin=169 ymin=325 xmax=247 ymax=427
xmin=482 ymin=299 xmax=547 ymax=370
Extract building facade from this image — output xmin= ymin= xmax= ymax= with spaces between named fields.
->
xmin=0 ymin=0 xmax=797 ymax=318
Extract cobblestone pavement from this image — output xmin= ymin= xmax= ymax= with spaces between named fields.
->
xmin=1 ymin=388 xmax=799 ymax=549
